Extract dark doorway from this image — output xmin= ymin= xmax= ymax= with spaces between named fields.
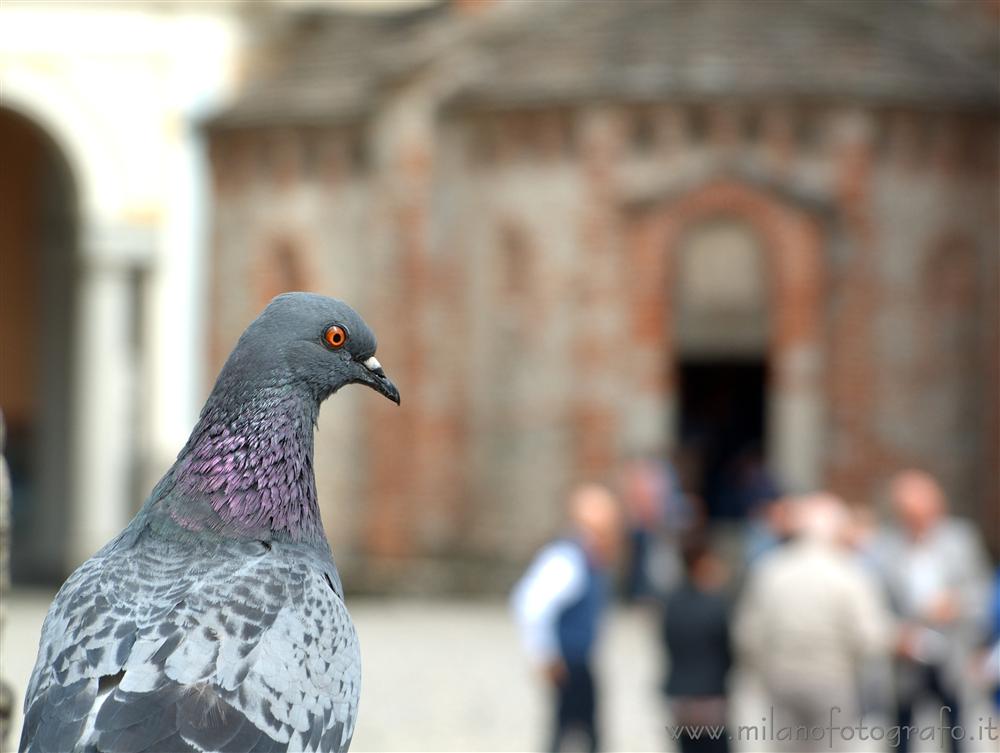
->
xmin=677 ymin=360 xmax=775 ymax=519
xmin=0 ymin=107 xmax=77 ymax=583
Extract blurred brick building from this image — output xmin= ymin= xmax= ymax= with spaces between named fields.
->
xmin=205 ymin=0 xmax=999 ymax=589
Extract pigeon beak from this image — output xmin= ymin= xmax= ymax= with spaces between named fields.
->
xmin=358 ymin=355 xmax=401 ymax=405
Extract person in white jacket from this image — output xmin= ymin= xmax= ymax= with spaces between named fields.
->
xmin=511 ymin=484 xmax=621 ymax=753
xmin=876 ymin=470 xmax=991 ymax=753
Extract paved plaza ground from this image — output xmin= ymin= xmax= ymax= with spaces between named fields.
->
xmin=2 ymin=591 xmax=995 ymax=752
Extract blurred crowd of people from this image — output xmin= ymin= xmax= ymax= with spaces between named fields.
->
xmin=512 ymin=462 xmax=998 ymax=753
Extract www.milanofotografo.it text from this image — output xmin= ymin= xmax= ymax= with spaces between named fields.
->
xmin=667 ymin=706 xmax=999 ymax=748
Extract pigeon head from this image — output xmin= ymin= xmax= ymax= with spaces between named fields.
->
xmin=166 ymin=293 xmax=398 ymax=542
xmin=221 ymin=292 xmax=400 ymax=406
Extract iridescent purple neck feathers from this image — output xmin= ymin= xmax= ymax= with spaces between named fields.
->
xmin=171 ymin=384 xmax=324 ymax=542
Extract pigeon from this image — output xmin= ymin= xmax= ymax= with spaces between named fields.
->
xmin=19 ymin=293 xmax=400 ymax=753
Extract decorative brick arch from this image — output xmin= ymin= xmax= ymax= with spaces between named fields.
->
xmin=252 ymin=235 xmax=318 ymax=310
xmin=625 ymin=178 xmax=827 ymax=492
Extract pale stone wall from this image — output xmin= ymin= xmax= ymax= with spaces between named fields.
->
xmin=0 ymin=1 xmax=244 ymax=575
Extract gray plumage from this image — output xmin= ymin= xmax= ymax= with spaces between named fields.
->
xmin=19 ymin=293 xmax=400 ymax=753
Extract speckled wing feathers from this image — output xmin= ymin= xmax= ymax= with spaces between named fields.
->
xmin=19 ymin=534 xmax=360 ymax=753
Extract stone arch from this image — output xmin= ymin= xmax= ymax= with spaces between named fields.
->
xmin=252 ymin=235 xmax=318 ymax=310
xmin=625 ymin=178 xmax=826 ymax=493
xmin=1 ymin=66 xmax=125 ymax=221
xmin=498 ymin=220 xmax=533 ymax=299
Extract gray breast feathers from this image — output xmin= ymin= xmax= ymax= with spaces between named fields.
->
xmin=19 ymin=538 xmax=360 ymax=753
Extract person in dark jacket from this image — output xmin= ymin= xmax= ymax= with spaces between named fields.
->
xmin=512 ymin=484 xmax=621 ymax=753
xmin=661 ymin=536 xmax=733 ymax=753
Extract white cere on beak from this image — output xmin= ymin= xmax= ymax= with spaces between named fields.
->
xmin=363 ymin=356 xmax=384 ymax=374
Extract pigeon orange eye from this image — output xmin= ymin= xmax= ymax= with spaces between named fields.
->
xmin=323 ymin=325 xmax=348 ymax=350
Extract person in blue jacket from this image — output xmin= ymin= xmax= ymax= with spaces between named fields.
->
xmin=512 ymin=484 xmax=621 ymax=753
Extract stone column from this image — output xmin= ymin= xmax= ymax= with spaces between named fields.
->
xmin=825 ymin=108 xmax=880 ymax=500
xmin=70 ymin=224 xmax=153 ymax=568
xmin=573 ymin=106 xmax=625 ymax=477
xmin=769 ymin=343 xmax=825 ymax=493
xmin=767 ymin=205 xmax=826 ymax=494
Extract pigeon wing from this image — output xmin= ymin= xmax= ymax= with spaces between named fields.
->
xmin=20 ymin=536 xmax=360 ymax=753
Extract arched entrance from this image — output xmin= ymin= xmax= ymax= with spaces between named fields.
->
xmin=0 ymin=107 xmax=78 ymax=582
xmin=625 ymin=179 xmax=827 ymax=513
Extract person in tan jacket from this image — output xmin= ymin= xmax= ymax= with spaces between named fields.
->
xmin=734 ymin=493 xmax=894 ymax=752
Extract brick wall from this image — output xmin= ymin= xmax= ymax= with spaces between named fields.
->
xmin=208 ymin=99 xmax=999 ymax=589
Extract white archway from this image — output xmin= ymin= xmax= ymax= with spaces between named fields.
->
xmin=626 ymin=178 xmax=827 ymax=498
xmin=1 ymin=72 xmax=152 ymax=571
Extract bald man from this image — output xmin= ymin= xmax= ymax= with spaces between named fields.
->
xmin=734 ymin=493 xmax=893 ymax=751
xmin=512 ymin=484 xmax=621 ymax=753
xmin=876 ymin=470 xmax=991 ymax=753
